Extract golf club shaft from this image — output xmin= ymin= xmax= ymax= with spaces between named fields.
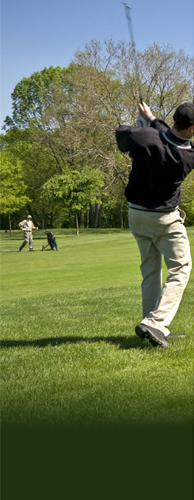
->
xmin=122 ymin=3 xmax=143 ymax=103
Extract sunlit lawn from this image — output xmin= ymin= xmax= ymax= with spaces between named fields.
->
xmin=1 ymin=228 xmax=193 ymax=429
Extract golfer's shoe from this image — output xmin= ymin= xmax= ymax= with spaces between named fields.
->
xmin=135 ymin=324 xmax=170 ymax=348
xmin=166 ymin=332 xmax=186 ymax=338
xmin=19 ymin=247 xmax=22 ymax=252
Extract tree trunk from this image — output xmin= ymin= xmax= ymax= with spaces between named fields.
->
xmin=80 ymin=211 xmax=85 ymax=228
xmin=94 ymin=203 xmax=99 ymax=228
xmin=42 ymin=212 xmax=45 ymax=229
xmin=86 ymin=209 xmax=89 ymax=228
xmin=90 ymin=204 xmax=94 ymax=228
xmin=98 ymin=204 xmax=103 ymax=228
xmin=76 ymin=213 xmax=79 ymax=236
xmin=50 ymin=212 xmax=53 ymax=228
xmin=8 ymin=211 xmax=12 ymax=235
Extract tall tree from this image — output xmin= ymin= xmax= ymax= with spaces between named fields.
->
xmin=0 ymin=150 xmax=30 ymax=233
xmin=3 ymin=66 xmax=72 ymax=130
xmin=42 ymin=166 xmax=104 ymax=235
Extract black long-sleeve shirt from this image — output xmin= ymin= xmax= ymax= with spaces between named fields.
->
xmin=116 ymin=119 xmax=194 ymax=210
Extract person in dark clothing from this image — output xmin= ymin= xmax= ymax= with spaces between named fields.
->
xmin=45 ymin=230 xmax=58 ymax=250
xmin=116 ymin=101 xmax=194 ymax=347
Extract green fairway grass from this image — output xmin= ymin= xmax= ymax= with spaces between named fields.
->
xmin=0 ymin=228 xmax=193 ymax=429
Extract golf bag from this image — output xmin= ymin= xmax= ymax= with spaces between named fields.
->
xmin=42 ymin=230 xmax=58 ymax=251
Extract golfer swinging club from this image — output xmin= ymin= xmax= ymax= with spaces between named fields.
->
xmin=116 ymin=101 xmax=194 ymax=347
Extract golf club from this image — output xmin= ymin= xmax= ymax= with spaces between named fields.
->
xmin=122 ymin=2 xmax=143 ymax=103
xmin=122 ymin=3 xmax=148 ymax=126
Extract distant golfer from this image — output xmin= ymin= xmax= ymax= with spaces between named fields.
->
xmin=116 ymin=101 xmax=194 ymax=347
xmin=18 ymin=215 xmax=38 ymax=252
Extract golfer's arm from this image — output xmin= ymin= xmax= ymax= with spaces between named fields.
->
xmin=150 ymin=118 xmax=169 ymax=133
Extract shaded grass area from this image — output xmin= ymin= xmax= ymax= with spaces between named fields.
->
xmin=0 ymin=229 xmax=194 ymax=430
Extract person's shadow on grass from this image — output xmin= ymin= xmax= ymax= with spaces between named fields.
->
xmin=0 ymin=335 xmax=148 ymax=350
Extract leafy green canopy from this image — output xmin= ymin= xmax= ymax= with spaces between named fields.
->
xmin=1 ymin=41 xmax=194 ymax=227
xmin=0 ymin=150 xmax=30 ymax=214
xmin=43 ymin=166 xmax=104 ymax=212
xmin=3 ymin=66 xmax=72 ymax=129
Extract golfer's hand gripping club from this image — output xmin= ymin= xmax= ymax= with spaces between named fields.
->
xmin=138 ymin=101 xmax=154 ymax=126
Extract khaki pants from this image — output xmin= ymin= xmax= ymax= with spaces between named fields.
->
xmin=20 ymin=231 xmax=33 ymax=250
xmin=128 ymin=207 xmax=192 ymax=336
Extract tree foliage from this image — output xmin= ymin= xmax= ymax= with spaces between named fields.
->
xmin=43 ymin=166 xmax=104 ymax=234
xmin=0 ymin=150 xmax=30 ymax=213
xmin=1 ymin=40 xmax=194 ymax=229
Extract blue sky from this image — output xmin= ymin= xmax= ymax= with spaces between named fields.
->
xmin=1 ymin=0 xmax=194 ymax=129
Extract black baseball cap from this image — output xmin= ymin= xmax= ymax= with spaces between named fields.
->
xmin=173 ymin=102 xmax=194 ymax=128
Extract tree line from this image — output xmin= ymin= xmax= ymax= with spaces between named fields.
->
xmin=1 ymin=39 xmax=194 ymax=233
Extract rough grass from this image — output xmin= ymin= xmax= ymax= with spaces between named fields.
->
xmin=0 ymin=228 xmax=193 ymax=430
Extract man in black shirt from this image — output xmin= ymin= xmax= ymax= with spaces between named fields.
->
xmin=116 ymin=101 xmax=194 ymax=347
